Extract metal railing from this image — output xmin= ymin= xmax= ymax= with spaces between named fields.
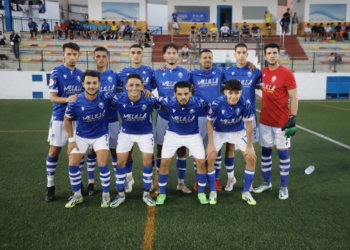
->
xmin=148 ymin=26 xmax=163 ymax=35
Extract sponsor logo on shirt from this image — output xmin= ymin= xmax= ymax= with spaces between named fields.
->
xmin=122 ymin=113 xmax=147 ymax=121
xmin=82 ymin=110 xmax=106 ymax=122
xmin=261 ymin=83 xmax=276 ymax=93
xmin=171 ymin=115 xmax=196 ymax=123
xmin=220 ymin=116 xmax=242 ymax=125
xmin=64 ymin=85 xmax=82 ymax=93
xmin=100 ymin=85 xmax=115 ymax=92
xmin=197 ymin=78 xmax=219 ymax=87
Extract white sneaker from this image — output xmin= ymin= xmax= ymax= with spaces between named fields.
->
xmin=242 ymin=192 xmax=256 ymax=205
xmin=225 ymin=177 xmax=237 ymax=191
xmin=65 ymin=194 xmax=83 ymax=208
xmin=253 ymin=182 xmax=272 ymax=193
xmin=279 ymin=187 xmax=289 ymax=200
xmin=101 ymin=193 xmax=110 ymax=208
xmin=143 ymin=194 xmax=156 ymax=207
xmin=176 ymin=183 xmax=192 ymax=194
xmin=125 ymin=177 xmax=134 ymax=193
xmin=209 ymin=191 xmax=217 ymax=205
xmin=110 ymin=194 xmax=126 ymax=208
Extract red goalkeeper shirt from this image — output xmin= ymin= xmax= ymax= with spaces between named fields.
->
xmin=260 ymin=66 xmax=297 ymax=128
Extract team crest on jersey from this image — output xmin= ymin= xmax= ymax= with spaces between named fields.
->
xmin=81 ymin=106 xmax=85 ymax=111
xmin=172 ymin=109 xmax=176 ymax=113
xmin=162 ymin=73 xmax=166 ymax=76
xmin=208 ymin=108 xmax=212 ymax=114
xmin=142 ymin=71 xmax=146 ymax=74
xmin=189 ymin=109 xmax=194 ymax=114
xmin=142 ymin=104 xmax=147 ymax=110
xmin=271 ymin=76 xmax=277 ymax=83
xmin=178 ymin=72 xmax=183 ymax=78
xmin=49 ymin=79 xmax=54 ymax=86
xmin=236 ymin=108 xmax=240 ymax=115
xmin=247 ymin=71 xmax=252 ymax=77
xmin=99 ymin=102 xmax=104 ymax=109
xmin=127 ymin=73 xmax=130 ymax=76
xmin=231 ymin=72 xmax=235 ymax=75
xmin=77 ymin=76 xmax=81 ymax=82
xmin=108 ymin=76 xmax=112 ymax=83
xmin=123 ymin=104 xmax=126 ymax=108
xmin=221 ymin=110 xmax=225 ymax=114
xmin=212 ymin=71 xmax=216 ymax=75
xmin=64 ymin=75 xmax=67 ymax=79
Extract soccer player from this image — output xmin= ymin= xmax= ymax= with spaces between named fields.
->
xmin=44 ymin=42 xmax=83 ymax=202
xmin=172 ymin=9 xmax=179 ymax=34
xmin=109 ymin=74 xmax=159 ymax=208
xmin=222 ymin=43 xmax=262 ymax=192
xmin=154 ymin=43 xmax=192 ymax=194
xmin=206 ymin=79 xmax=257 ymax=205
xmin=85 ymin=47 xmax=119 ymax=196
xmin=156 ymin=81 xmax=209 ymax=206
xmin=117 ymin=44 xmax=156 ymax=192
xmin=190 ymin=49 xmax=225 ymax=192
xmin=64 ymin=70 xmax=112 ymax=208
xmin=253 ymin=43 xmax=298 ymax=200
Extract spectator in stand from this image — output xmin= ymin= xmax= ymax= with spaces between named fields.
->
xmin=135 ymin=29 xmax=144 ymax=45
xmin=242 ymin=22 xmax=250 ymax=41
xmin=0 ymin=31 xmax=6 ymax=47
xmin=335 ymin=22 xmax=342 ymax=41
xmin=53 ymin=22 xmax=60 ymax=39
xmin=251 ymin=24 xmax=260 ymax=41
xmin=292 ymin=13 xmax=298 ymax=35
xmin=189 ymin=26 xmax=197 ymax=41
xmin=325 ymin=23 xmax=332 ymax=40
xmin=104 ymin=21 xmax=111 ymax=36
xmin=311 ymin=23 xmax=319 ymax=41
xmin=132 ymin=20 xmax=139 ymax=41
xmin=188 ymin=41 xmax=197 ymax=71
xmin=39 ymin=19 xmax=50 ymax=38
xmin=68 ymin=20 xmax=76 ymax=39
xmin=144 ymin=29 xmax=154 ymax=46
xmin=59 ymin=20 xmax=68 ymax=39
xmin=97 ymin=21 xmax=105 ymax=34
xmin=304 ymin=23 xmax=311 ymax=42
xmin=328 ymin=53 xmax=334 ymax=70
xmin=181 ymin=43 xmax=189 ymax=59
xmin=123 ymin=21 xmax=132 ymax=40
xmin=89 ymin=21 xmax=97 ymax=37
xmin=118 ymin=21 xmax=125 ymax=39
xmin=281 ymin=8 xmax=291 ymax=34
xmin=10 ymin=30 xmax=21 ymax=60
xmin=340 ymin=22 xmax=346 ymax=37
xmin=83 ymin=21 xmax=90 ymax=38
xmin=28 ymin=18 xmax=38 ymax=38
xmin=209 ymin=23 xmax=218 ymax=42
xmin=318 ymin=23 xmax=325 ymax=40
xmin=265 ymin=10 xmax=272 ymax=35
xmin=110 ymin=21 xmax=118 ymax=39
xmin=231 ymin=23 xmax=240 ymax=41
xmin=96 ymin=31 xmax=105 ymax=40
xmin=330 ymin=22 xmax=335 ymax=39
xmin=220 ymin=23 xmax=230 ymax=42
xmin=346 ymin=28 xmax=350 ymax=41
xmin=335 ymin=53 xmax=342 ymax=64
xmin=199 ymin=23 xmax=209 ymax=42
xmin=75 ymin=21 xmax=82 ymax=39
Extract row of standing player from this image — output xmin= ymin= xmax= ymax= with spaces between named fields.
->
xmin=44 ymin=42 xmax=298 ymax=207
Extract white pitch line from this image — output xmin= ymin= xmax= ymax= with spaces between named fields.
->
xmin=256 ymin=109 xmax=350 ymax=150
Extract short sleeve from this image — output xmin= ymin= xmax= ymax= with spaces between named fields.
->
xmin=242 ymin=99 xmax=254 ymax=122
xmin=49 ymin=69 xmax=59 ymax=92
xmin=65 ymin=102 xmax=75 ymax=119
xmin=285 ymin=71 xmax=297 ymax=91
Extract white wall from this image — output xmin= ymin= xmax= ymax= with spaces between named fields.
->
xmin=87 ymin=0 xmax=147 ymax=21
xmin=294 ymin=0 xmax=350 ymax=23
xmin=167 ymin=0 xmax=278 ymax=23
xmin=0 ymin=71 xmax=50 ymax=99
xmin=212 ymin=50 xmax=256 ymax=64
xmin=147 ymin=3 xmax=168 ymax=32
xmin=0 ymin=2 xmax=60 ymax=20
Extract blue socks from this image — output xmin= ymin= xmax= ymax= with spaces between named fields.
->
xmin=176 ymin=158 xmax=186 ymax=182
xmin=126 ymin=160 xmax=133 ymax=175
xmin=115 ymin=167 xmax=126 ymax=192
xmin=261 ymin=147 xmax=273 ymax=183
xmin=197 ymin=173 xmax=206 ymax=193
xmin=214 ymin=150 xmax=222 ymax=179
xmin=87 ymin=153 xmax=96 ymax=183
xmin=278 ymin=150 xmax=290 ymax=187
xmin=98 ymin=165 xmax=110 ymax=193
xmin=68 ymin=165 xmax=81 ymax=193
xmin=46 ymin=156 xmax=58 ymax=187
xmin=207 ymin=170 xmax=216 ymax=192
xmin=158 ymin=173 xmax=169 ymax=194
xmin=143 ymin=166 xmax=153 ymax=191
xmin=225 ymin=157 xmax=235 ymax=177
xmin=243 ymin=169 xmax=255 ymax=192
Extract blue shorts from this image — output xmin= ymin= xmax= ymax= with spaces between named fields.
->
xmin=283 ymin=22 xmax=290 ymax=28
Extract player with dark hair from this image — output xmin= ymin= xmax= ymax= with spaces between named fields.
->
xmin=206 ymin=79 xmax=257 ymax=205
xmin=109 ymin=74 xmax=159 ymax=208
xmin=253 ymin=43 xmax=298 ymax=200
xmin=85 ymin=46 xmax=119 ymax=196
xmin=154 ymin=43 xmax=192 ymax=194
xmin=44 ymin=42 xmax=83 ymax=202
xmin=64 ymin=70 xmax=113 ymax=208
xmin=156 ymin=81 xmax=209 ymax=205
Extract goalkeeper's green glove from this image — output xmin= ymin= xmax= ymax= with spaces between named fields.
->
xmin=282 ymin=115 xmax=297 ymax=138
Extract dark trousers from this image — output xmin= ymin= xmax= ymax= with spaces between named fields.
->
xmin=58 ymin=30 xmax=68 ymax=38
xmin=123 ymin=31 xmax=131 ymax=39
xmin=0 ymin=40 xmax=5 ymax=46
xmin=30 ymin=28 xmax=38 ymax=37
xmin=12 ymin=44 xmax=19 ymax=59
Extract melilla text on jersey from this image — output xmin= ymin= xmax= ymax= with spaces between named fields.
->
xmin=197 ymin=78 xmax=219 ymax=87
xmin=162 ymin=81 xmax=176 ymax=88
xmin=64 ymin=85 xmax=82 ymax=93
xmin=261 ymin=82 xmax=276 ymax=93
xmin=82 ymin=110 xmax=106 ymax=122
xmin=239 ymin=79 xmax=254 ymax=88
xmin=123 ymin=113 xmax=147 ymax=121
xmin=220 ymin=116 xmax=242 ymax=125
xmin=171 ymin=115 xmax=196 ymax=123
xmin=100 ymin=85 xmax=115 ymax=92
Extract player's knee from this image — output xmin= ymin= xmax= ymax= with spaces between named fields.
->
xmin=206 ymin=153 xmax=217 ymax=166
xmin=142 ymin=158 xmax=153 ymax=167
xmin=48 ymin=146 xmax=61 ymax=158
xmin=196 ymin=159 xmax=206 ymax=172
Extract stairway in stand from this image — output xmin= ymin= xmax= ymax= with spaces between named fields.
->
xmin=152 ymin=35 xmax=189 ymax=62
xmin=263 ymin=35 xmax=308 ymax=61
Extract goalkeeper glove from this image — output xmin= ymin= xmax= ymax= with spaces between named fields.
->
xmin=282 ymin=115 xmax=297 ymax=138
